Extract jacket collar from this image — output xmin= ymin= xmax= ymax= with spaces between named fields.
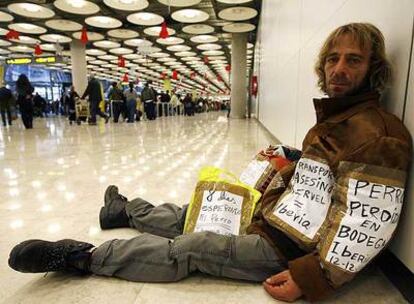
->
xmin=313 ymin=91 xmax=380 ymax=123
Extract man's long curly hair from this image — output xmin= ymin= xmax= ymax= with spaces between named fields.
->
xmin=315 ymin=23 xmax=392 ymax=94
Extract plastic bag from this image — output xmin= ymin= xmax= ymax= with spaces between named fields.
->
xmin=183 ymin=166 xmax=261 ymax=236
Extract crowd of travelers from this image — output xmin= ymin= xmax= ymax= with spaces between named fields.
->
xmin=0 ymin=75 xmax=230 ymax=129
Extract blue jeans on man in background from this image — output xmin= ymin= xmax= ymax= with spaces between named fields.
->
xmin=126 ymin=99 xmax=137 ymax=123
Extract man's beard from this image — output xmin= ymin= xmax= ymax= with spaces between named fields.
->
xmin=327 ymin=75 xmax=371 ymax=97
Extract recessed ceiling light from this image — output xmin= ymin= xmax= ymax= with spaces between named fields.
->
xmin=0 ymin=12 xmax=13 ymax=22
xmin=218 ymin=6 xmax=258 ymax=21
xmin=196 ymin=43 xmax=222 ymax=51
xmin=8 ymin=3 xmax=55 ymax=19
xmin=8 ymin=23 xmax=47 ymax=34
xmin=127 ymin=12 xmax=164 ymax=26
xmin=108 ymin=29 xmax=139 ymax=39
xmin=125 ymin=38 xmax=152 ymax=47
xmin=54 ymin=0 xmax=100 ymax=15
xmin=171 ymin=9 xmax=209 ymax=23
xmin=157 ymin=0 xmax=201 ymax=7
xmin=11 ymin=36 xmax=40 ymax=45
xmin=217 ymin=0 xmax=252 ymax=3
xmin=71 ymin=0 xmax=87 ymax=8
xmin=40 ymin=34 xmax=72 ymax=43
xmin=156 ymin=37 xmax=184 ymax=45
xmin=93 ymin=40 xmax=121 ymax=49
xmin=175 ymin=51 xmax=196 ymax=57
xmin=86 ymin=16 xmax=122 ymax=28
xmin=45 ymin=19 xmax=83 ymax=32
xmin=144 ymin=26 xmax=176 ymax=36
xmin=110 ymin=47 xmax=134 ymax=55
xmin=190 ymin=35 xmax=218 ymax=43
xmin=73 ymin=31 xmax=105 ymax=41
xmin=23 ymin=3 xmax=41 ymax=12
xmin=222 ymin=23 xmax=255 ymax=33
xmin=104 ymin=0 xmax=149 ymax=11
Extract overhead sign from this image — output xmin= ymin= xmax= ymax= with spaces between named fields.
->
xmin=6 ymin=58 xmax=32 ymax=65
xmin=6 ymin=56 xmax=57 ymax=65
xmin=35 ymin=56 xmax=56 ymax=64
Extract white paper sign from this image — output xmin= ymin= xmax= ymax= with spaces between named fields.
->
xmin=325 ymin=178 xmax=404 ymax=272
xmin=239 ymin=160 xmax=270 ymax=188
xmin=194 ymin=190 xmax=244 ymax=236
xmin=273 ymin=158 xmax=334 ymax=239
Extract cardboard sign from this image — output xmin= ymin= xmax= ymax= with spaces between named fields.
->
xmin=325 ymin=178 xmax=404 ymax=272
xmin=193 ymin=190 xmax=244 ymax=236
xmin=239 ymin=160 xmax=270 ymax=188
xmin=273 ymin=158 xmax=334 ymax=239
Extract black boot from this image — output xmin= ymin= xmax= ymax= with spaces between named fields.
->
xmin=99 ymin=185 xmax=130 ymax=230
xmin=8 ymin=239 xmax=94 ymax=273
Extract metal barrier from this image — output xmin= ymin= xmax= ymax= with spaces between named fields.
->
xmin=154 ymin=103 xmax=184 ymax=118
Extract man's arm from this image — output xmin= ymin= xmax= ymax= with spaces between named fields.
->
xmin=107 ymin=88 xmax=113 ymax=100
xmin=81 ymin=83 xmax=90 ymax=100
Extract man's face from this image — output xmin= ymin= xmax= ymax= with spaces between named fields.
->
xmin=324 ymin=34 xmax=371 ymax=97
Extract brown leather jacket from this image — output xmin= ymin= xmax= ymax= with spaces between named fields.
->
xmin=247 ymin=91 xmax=412 ymax=302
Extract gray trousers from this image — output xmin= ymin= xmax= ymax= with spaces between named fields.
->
xmin=90 ymin=198 xmax=285 ymax=282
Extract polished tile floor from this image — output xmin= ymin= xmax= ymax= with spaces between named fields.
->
xmin=0 ymin=113 xmax=408 ymax=304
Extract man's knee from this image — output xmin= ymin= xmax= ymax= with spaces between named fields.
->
xmin=171 ymin=231 xmax=231 ymax=259
xmin=125 ymin=198 xmax=155 ymax=219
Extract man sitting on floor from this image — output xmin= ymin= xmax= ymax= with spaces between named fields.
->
xmin=8 ymin=23 xmax=412 ymax=302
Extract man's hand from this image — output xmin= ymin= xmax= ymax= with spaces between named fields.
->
xmin=263 ymin=270 xmax=303 ymax=302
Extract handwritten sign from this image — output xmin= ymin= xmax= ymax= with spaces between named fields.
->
xmin=194 ymin=190 xmax=243 ymax=236
xmin=240 ymin=160 xmax=270 ymax=188
xmin=325 ymin=178 xmax=404 ymax=272
xmin=273 ymin=158 xmax=334 ymax=239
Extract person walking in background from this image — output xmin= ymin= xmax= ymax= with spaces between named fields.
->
xmin=160 ymin=90 xmax=171 ymax=117
xmin=123 ymin=82 xmax=138 ymax=123
xmin=33 ymin=93 xmax=46 ymax=118
xmin=67 ymin=85 xmax=80 ymax=125
xmin=81 ymin=75 xmax=109 ymax=125
xmin=136 ymin=94 xmax=143 ymax=122
xmin=0 ymin=85 xmax=14 ymax=127
xmin=226 ymin=100 xmax=231 ymax=118
xmin=108 ymin=82 xmax=124 ymax=123
xmin=183 ymin=93 xmax=194 ymax=116
xmin=16 ymin=74 xmax=34 ymax=129
xmin=141 ymin=82 xmax=156 ymax=120
xmin=170 ymin=91 xmax=180 ymax=115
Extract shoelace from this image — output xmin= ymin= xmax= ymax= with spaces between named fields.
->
xmin=43 ymin=244 xmax=73 ymax=271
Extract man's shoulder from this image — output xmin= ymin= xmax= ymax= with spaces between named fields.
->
xmin=348 ymin=105 xmax=411 ymax=145
xmin=353 ymin=104 xmax=405 ymax=128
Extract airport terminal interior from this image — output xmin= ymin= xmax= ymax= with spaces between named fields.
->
xmin=1 ymin=0 xmax=414 ymax=303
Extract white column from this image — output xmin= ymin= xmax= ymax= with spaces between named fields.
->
xmin=230 ymin=33 xmax=247 ymax=119
xmin=70 ymin=40 xmax=88 ymax=96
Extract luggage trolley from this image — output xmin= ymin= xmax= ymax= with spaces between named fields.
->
xmin=75 ymin=98 xmax=90 ymax=125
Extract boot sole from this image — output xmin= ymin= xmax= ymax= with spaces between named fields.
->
xmin=104 ymin=185 xmax=118 ymax=207
xmin=99 ymin=206 xmax=110 ymax=230
xmin=99 ymin=206 xmax=129 ymax=230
